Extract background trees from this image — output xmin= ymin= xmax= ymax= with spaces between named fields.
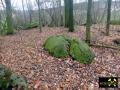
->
xmin=5 ymin=0 xmax=14 ymax=34
xmin=0 ymin=0 xmax=119 ymax=43
xmin=36 ymin=0 xmax=42 ymax=32
xmin=86 ymin=0 xmax=92 ymax=45
xmin=26 ymin=0 xmax=33 ymax=24
xmin=22 ymin=0 xmax=26 ymax=24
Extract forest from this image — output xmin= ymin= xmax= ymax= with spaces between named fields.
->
xmin=0 ymin=0 xmax=120 ymax=90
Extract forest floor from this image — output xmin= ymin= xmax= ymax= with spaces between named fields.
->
xmin=0 ymin=25 xmax=120 ymax=90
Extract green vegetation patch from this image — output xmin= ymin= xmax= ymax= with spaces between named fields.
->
xmin=110 ymin=20 xmax=120 ymax=25
xmin=23 ymin=22 xmax=38 ymax=30
xmin=0 ymin=20 xmax=15 ymax=35
xmin=0 ymin=64 xmax=28 ymax=90
xmin=43 ymin=35 xmax=94 ymax=64
xmin=113 ymin=38 xmax=120 ymax=45
xmin=70 ymin=39 xmax=94 ymax=64
xmin=43 ymin=35 xmax=70 ymax=58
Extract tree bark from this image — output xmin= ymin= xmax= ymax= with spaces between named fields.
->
xmin=36 ymin=0 xmax=42 ymax=32
xmin=106 ymin=0 xmax=112 ymax=36
xmin=86 ymin=0 xmax=92 ymax=45
xmin=22 ymin=0 xmax=26 ymax=24
xmin=5 ymin=0 xmax=14 ymax=34
xmin=68 ymin=0 xmax=74 ymax=32
xmin=64 ymin=0 xmax=69 ymax=27
xmin=26 ymin=0 xmax=33 ymax=24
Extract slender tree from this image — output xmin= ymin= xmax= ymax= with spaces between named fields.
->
xmin=86 ymin=0 xmax=92 ymax=45
xmin=22 ymin=0 xmax=26 ymax=24
xmin=64 ymin=0 xmax=69 ymax=27
xmin=5 ymin=0 xmax=14 ymax=34
xmin=36 ymin=0 xmax=42 ymax=32
xmin=26 ymin=0 xmax=33 ymax=24
xmin=106 ymin=0 xmax=112 ymax=36
xmin=55 ymin=0 xmax=61 ymax=26
xmin=57 ymin=0 xmax=63 ymax=26
xmin=68 ymin=0 xmax=74 ymax=32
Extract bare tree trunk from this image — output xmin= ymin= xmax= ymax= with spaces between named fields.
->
xmin=57 ymin=0 xmax=64 ymax=26
xmin=57 ymin=0 xmax=62 ymax=26
xmin=22 ymin=0 xmax=26 ymax=24
xmin=86 ymin=0 xmax=92 ymax=45
xmin=69 ymin=0 xmax=74 ymax=32
xmin=5 ymin=0 xmax=14 ymax=35
xmin=64 ymin=0 xmax=69 ymax=27
xmin=26 ymin=0 xmax=33 ymax=24
xmin=36 ymin=0 xmax=42 ymax=32
xmin=106 ymin=0 xmax=112 ymax=36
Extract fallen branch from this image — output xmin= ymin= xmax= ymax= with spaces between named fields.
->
xmin=90 ymin=43 xmax=120 ymax=51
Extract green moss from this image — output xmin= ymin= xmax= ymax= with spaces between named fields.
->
xmin=0 ymin=64 xmax=28 ymax=90
xmin=43 ymin=35 xmax=69 ymax=58
xmin=53 ymin=44 xmax=68 ymax=58
xmin=43 ymin=35 xmax=94 ymax=64
xmin=23 ymin=22 xmax=38 ymax=30
xmin=0 ymin=64 xmax=12 ymax=89
xmin=70 ymin=39 xmax=94 ymax=64
xmin=110 ymin=20 xmax=120 ymax=25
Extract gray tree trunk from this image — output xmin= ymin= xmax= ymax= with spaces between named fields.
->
xmin=64 ymin=0 xmax=69 ymax=27
xmin=5 ymin=0 xmax=14 ymax=35
xmin=36 ymin=0 xmax=42 ymax=32
xmin=22 ymin=0 xmax=26 ymax=24
xmin=106 ymin=0 xmax=112 ymax=36
xmin=69 ymin=0 xmax=74 ymax=32
xmin=86 ymin=0 xmax=92 ymax=45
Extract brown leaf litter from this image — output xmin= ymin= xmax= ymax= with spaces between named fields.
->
xmin=0 ymin=26 xmax=120 ymax=90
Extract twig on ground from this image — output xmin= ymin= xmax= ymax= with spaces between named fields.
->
xmin=90 ymin=43 xmax=120 ymax=51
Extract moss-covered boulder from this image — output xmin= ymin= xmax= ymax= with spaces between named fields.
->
xmin=70 ymin=39 xmax=94 ymax=64
xmin=0 ymin=64 xmax=28 ymax=90
xmin=113 ymin=38 xmax=120 ymax=45
xmin=43 ymin=35 xmax=94 ymax=64
xmin=43 ymin=35 xmax=70 ymax=58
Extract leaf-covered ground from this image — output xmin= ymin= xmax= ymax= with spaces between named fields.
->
xmin=0 ymin=26 xmax=120 ymax=90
